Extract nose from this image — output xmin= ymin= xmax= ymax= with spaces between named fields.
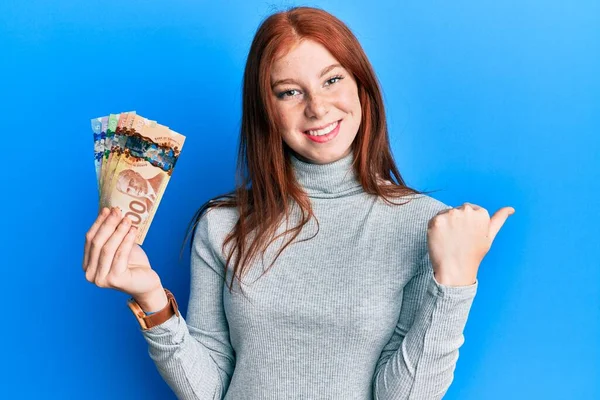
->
xmin=304 ymin=93 xmax=329 ymax=120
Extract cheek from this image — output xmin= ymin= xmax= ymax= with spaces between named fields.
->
xmin=275 ymin=104 xmax=302 ymax=132
xmin=335 ymin=86 xmax=361 ymax=114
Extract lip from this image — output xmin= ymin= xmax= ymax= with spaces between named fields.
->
xmin=302 ymin=119 xmax=341 ymax=143
xmin=304 ymin=120 xmax=340 ymax=133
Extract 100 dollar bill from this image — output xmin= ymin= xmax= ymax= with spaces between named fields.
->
xmin=103 ymin=118 xmax=185 ymax=244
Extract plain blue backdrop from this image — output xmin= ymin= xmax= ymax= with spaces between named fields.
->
xmin=1 ymin=0 xmax=598 ymax=398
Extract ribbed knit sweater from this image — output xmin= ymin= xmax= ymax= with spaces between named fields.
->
xmin=139 ymin=150 xmax=478 ymax=399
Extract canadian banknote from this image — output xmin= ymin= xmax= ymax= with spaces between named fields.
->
xmin=91 ymin=116 xmax=108 ymax=194
xmin=90 ymin=112 xmax=186 ymax=244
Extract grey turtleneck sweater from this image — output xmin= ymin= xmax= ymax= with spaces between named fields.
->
xmin=139 ymin=150 xmax=478 ymax=399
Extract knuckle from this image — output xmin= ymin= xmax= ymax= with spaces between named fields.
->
xmin=429 ymin=215 xmax=441 ymax=228
xmin=85 ymin=231 xmax=94 ymax=243
xmin=91 ymin=238 xmax=102 ymax=250
xmin=105 ymin=274 xmax=119 ymax=288
xmin=100 ymin=246 xmax=113 ymax=258
xmin=114 ymin=249 xmax=125 ymax=260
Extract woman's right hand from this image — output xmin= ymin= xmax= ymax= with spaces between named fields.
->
xmin=83 ymin=206 xmax=168 ymax=312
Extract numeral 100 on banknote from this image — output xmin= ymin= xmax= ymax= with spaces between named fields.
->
xmin=91 ymin=111 xmax=186 ymax=245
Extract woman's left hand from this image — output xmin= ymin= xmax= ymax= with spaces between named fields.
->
xmin=427 ymin=203 xmax=515 ymax=287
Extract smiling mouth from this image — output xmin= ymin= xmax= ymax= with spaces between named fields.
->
xmin=303 ymin=120 xmax=341 ymax=136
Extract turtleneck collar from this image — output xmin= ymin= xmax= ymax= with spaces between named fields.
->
xmin=289 ymin=150 xmax=363 ymax=198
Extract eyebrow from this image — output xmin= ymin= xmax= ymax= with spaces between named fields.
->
xmin=271 ymin=63 xmax=343 ymax=88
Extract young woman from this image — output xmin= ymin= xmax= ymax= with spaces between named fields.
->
xmin=83 ymin=6 xmax=514 ymax=399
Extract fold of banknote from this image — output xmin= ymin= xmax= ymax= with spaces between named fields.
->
xmin=100 ymin=113 xmax=120 ymax=191
xmin=91 ymin=116 xmax=108 ymax=195
xmin=93 ymin=113 xmax=185 ymax=244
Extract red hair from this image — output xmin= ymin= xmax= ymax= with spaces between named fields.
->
xmin=182 ymin=6 xmax=435 ymax=294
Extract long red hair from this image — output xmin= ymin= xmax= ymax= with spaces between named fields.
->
xmin=182 ymin=6 xmax=436 ymax=294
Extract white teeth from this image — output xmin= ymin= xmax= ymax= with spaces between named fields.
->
xmin=306 ymin=121 xmax=338 ymax=136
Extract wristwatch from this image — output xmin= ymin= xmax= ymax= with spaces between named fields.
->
xmin=127 ymin=288 xmax=180 ymax=330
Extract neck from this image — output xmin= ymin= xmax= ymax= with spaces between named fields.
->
xmin=289 ymin=150 xmax=363 ymax=199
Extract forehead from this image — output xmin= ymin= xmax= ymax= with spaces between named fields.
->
xmin=271 ymin=39 xmax=339 ymax=78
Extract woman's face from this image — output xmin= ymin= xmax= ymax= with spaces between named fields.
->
xmin=270 ymin=39 xmax=362 ymax=165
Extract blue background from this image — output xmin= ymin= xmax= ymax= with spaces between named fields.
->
xmin=2 ymin=0 xmax=598 ymax=398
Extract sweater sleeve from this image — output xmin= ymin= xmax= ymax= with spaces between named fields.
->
xmin=137 ymin=212 xmax=235 ymax=400
xmin=372 ymin=250 xmax=478 ymax=399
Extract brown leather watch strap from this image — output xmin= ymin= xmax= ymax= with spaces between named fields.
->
xmin=127 ymin=289 xmax=180 ymax=330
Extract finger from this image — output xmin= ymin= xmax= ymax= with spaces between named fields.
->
xmin=462 ymin=202 xmax=482 ymax=210
xmin=85 ymin=207 xmax=124 ymax=282
xmin=83 ymin=207 xmax=111 ymax=271
xmin=95 ymin=216 xmax=133 ymax=285
xmin=488 ymin=207 xmax=515 ymax=242
xmin=110 ymin=225 xmax=138 ymax=278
